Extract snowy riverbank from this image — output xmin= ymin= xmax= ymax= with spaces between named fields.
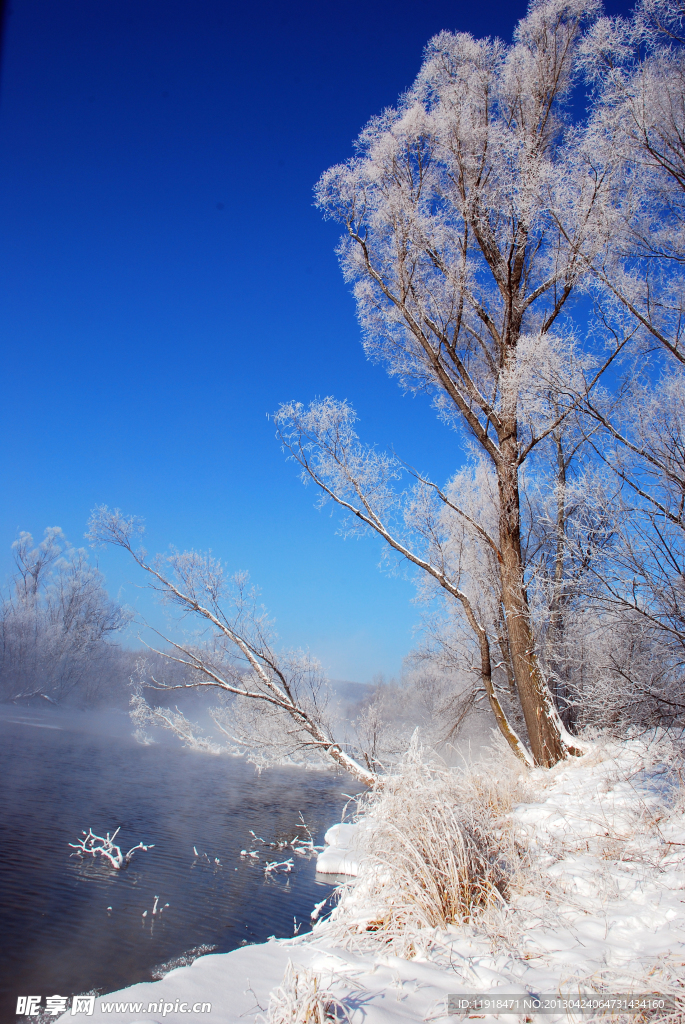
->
xmin=65 ymin=734 xmax=685 ymax=1023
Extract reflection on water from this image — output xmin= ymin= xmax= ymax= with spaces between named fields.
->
xmin=0 ymin=706 xmax=354 ymax=1020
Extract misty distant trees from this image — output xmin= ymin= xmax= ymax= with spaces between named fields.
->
xmin=0 ymin=528 xmax=131 ymax=707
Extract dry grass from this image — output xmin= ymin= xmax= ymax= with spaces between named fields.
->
xmin=571 ymin=960 xmax=685 ymax=1024
xmin=330 ymin=737 xmax=530 ymax=956
xmin=259 ymin=960 xmax=349 ymax=1024
xmin=266 ymin=734 xmax=685 ymax=1021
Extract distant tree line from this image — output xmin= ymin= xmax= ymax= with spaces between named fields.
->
xmin=0 ymin=528 xmax=133 ymax=708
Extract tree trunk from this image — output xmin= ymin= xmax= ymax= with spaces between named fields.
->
xmin=476 ymin=623 xmax=533 ymax=767
xmin=548 ymin=432 xmax=573 ymax=729
xmin=458 ymin=586 xmax=533 ymax=765
xmin=496 ymin=446 xmax=568 ymax=767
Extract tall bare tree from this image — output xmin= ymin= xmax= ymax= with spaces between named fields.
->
xmin=278 ymin=0 xmax=615 ymax=766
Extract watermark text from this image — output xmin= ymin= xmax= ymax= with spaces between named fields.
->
xmin=447 ymin=993 xmax=676 ymax=1016
xmin=16 ymin=995 xmax=212 ymax=1016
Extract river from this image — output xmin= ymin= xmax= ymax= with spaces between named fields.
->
xmin=0 ymin=705 xmax=354 ymax=1021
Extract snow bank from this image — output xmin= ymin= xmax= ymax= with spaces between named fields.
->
xmin=315 ymin=821 xmax=364 ymax=876
xmin=66 ymin=735 xmax=685 ymax=1023
xmin=64 ymin=934 xmax=507 ymax=1024
xmin=508 ymin=736 xmax=685 ymax=975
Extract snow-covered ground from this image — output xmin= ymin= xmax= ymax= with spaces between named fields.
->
xmin=65 ymin=734 xmax=685 ymax=1023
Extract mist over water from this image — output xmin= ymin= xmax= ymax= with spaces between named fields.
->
xmin=0 ymin=706 xmax=353 ymax=1020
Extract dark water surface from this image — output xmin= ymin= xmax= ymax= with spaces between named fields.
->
xmin=0 ymin=706 xmax=353 ymax=1021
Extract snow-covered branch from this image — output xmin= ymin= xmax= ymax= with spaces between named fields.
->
xmin=87 ymin=506 xmax=379 ymax=787
xmin=69 ymin=827 xmax=154 ymax=870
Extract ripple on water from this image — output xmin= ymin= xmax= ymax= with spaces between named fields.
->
xmin=0 ymin=706 xmax=354 ymax=1019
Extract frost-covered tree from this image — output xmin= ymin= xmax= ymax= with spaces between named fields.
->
xmin=500 ymin=400 xmax=618 ymax=726
xmin=577 ymin=0 xmax=685 ymax=363
xmin=553 ymin=0 xmax=685 ymax=711
xmin=277 ymin=0 xmax=618 ymax=766
xmin=578 ymin=374 xmax=685 ymax=713
xmin=277 ymin=401 xmax=542 ymax=765
xmin=0 ymin=528 xmax=130 ymax=705
xmin=87 ymin=506 xmax=379 ymax=786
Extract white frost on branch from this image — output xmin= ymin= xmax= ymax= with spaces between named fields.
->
xmin=87 ymin=505 xmax=380 ymax=787
xmin=69 ymin=827 xmax=154 ymax=870
xmin=130 ymin=694 xmax=225 ymax=755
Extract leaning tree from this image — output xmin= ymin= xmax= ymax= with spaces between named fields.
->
xmin=87 ymin=506 xmax=380 ymax=787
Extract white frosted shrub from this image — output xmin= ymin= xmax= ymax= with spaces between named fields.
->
xmin=332 ymin=740 xmax=527 ymax=956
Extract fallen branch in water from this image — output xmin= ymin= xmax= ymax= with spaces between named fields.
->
xmin=264 ymin=858 xmax=294 ymax=875
xmin=69 ymin=827 xmax=154 ymax=870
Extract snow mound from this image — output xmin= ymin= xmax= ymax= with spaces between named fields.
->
xmin=316 ymin=821 xmax=365 ymax=876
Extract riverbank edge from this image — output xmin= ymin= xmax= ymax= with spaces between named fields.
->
xmin=62 ymin=819 xmax=476 ymax=1024
xmin=64 ymin=734 xmax=685 ymax=1024
xmin=61 ymin=912 xmax=484 ymax=1024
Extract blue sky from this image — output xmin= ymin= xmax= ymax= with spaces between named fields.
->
xmin=0 ymin=0 xmax=631 ymax=682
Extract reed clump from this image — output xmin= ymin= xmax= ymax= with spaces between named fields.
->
xmin=332 ymin=739 xmax=529 ymax=955
xmin=261 ymin=960 xmax=349 ymax=1024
